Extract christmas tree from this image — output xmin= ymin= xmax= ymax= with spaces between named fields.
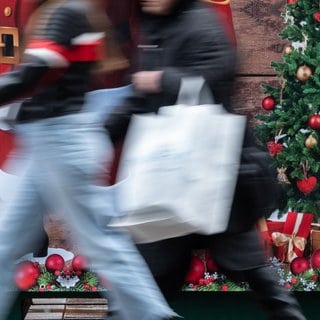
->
xmin=254 ymin=0 xmax=320 ymax=221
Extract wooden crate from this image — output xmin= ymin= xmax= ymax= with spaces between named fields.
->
xmin=24 ymin=298 xmax=108 ymax=320
xmin=311 ymin=223 xmax=320 ymax=253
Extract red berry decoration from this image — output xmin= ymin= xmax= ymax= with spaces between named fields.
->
xmin=72 ymin=255 xmax=88 ymax=272
xmin=185 ymin=256 xmax=205 ymax=284
xmin=296 ymin=176 xmax=317 ymax=194
xmin=314 ymin=12 xmax=320 ymax=23
xmin=310 ymin=249 xmax=320 ymax=269
xmin=262 ymin=96 xmax=276 ymax=111
xmin=308 ymin=114 xmax=320 ymax=130
xmin=45 ymin=254 xmax=65 ymax=273
xmin=284 ymin=283 xmax=291 ymax=289
xmin=290 ymin=257 xmax=310 ymax=275
xmin=221 ymin=284 xmax=229 ymax=291
xmin=14 ymin=261 xmax=40 ymax=290
xmin=267 ymin=141 xmax=283 ymax=157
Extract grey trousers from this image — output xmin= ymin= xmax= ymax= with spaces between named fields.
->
xmin=0 ymin=113 xmax=175 ymax=320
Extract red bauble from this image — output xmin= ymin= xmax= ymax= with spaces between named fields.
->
xmin=205 ymin=250 xmax=218 ymax=273
xmin=290 ymin=257 xmax=310 ymax=275
xmin=45 ymin=254 xmax=65 ymax=272
xmin=314 ymin=12 xmax=320 ymax=23
xmin=262 ymin=96 xmax=276 ymax=111
xmin=14 ymin=261 xmax=40 ymax=290
xmin=296 ymin=176 xmax=317 ymax=194
xmin=310 ymin=249 xmax=320 ymax=269
xmin=308 ymin=114 xmax=320 ymax=130
xmin=287 ymin=0 xmax=297 ymax=4
xmin=72 ymin=255 xmax=88 ymax=272
xmin=185 ymin=256 xmax=205 ymax=284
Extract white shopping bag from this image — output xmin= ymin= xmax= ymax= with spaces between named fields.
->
xmin=111 ymin=77 xmax=246 ymax=243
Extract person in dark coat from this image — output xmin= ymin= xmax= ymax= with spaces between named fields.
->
xmin=105 ymin=0 xmax=307 ymax=319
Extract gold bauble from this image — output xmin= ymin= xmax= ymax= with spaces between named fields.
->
xmin=305 ymin=134 xmax=318 ymax=149
xmin=283 ymin=45 xmax=293 ymax=55
xmin=296 ymin=65 xmax=312 ymax=81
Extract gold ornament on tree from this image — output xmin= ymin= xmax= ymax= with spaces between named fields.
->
xmin=277 ymin=167 xmax=291 ymax=184
xmin=296 ymin=65 xmax=312 ymax=81
xmin=305 ymin=134 xmax=318 ymax=149
xmin=283 ymin=44 xmax=293 ymax=55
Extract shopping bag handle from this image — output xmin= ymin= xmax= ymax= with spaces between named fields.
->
xmin=176 ymin=77 xmax=215 ymax=106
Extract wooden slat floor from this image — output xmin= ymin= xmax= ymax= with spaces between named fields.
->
xmin=24 ymin=298 xmax=108 ymax=320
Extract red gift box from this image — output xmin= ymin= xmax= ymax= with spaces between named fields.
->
xmin=271 ymin=212 xmax=313 ymax=263
xmin=256 ymin=218 xmax=272 ymax=258
xmin=266 ymin=220 xmax=285 ymax=237
xmin=257 ymin=218 xmax=285 ymax=259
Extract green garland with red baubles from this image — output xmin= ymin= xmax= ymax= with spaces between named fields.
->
xmin=15 ymin=250 xmax=320 ymax=292
xmin=14 ymin=253 xmax=106 ymax=292
xmin=183 ymin=249 xmax=320 ymax=292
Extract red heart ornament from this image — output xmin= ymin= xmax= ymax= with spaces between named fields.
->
xmin=267 ymin=141 xmax=283 ymax=157
xmin=296 ymin=176 xmax=317 ymax=194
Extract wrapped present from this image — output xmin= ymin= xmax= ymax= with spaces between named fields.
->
xmin=310 ymin=223 xmax=320 ymax=253
xmin=266 ymin=220 xmax=285 ymax=237
xmin=271 ymin=212 xmax=313 ymax=263
xmin=257 ymin=218 xmax=271 ymax=241
xmin=256 ymin=218 xmax=273 ymax=259
xmin=256 ymin=218 xmax=285 ymax=259
xmin=257 ymin=218 xmax=285 ymax=259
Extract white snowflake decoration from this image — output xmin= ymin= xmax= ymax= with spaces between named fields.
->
xmin=56 ymin=275 xmax=80 ymax=288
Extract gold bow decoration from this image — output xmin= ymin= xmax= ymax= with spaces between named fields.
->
xmin=271 ymin=232 xmax=306 ymax=263
xmin=201 ymin=0 xmax=231 ymax=5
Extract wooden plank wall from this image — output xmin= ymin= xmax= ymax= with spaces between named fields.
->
xmin=232 ymin=0 xmax=286 ymax=120
xmin=46 ymin=0 xmax=288 ymax=252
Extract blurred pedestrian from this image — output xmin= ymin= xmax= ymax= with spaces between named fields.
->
xmin=0 ymin=1 xmax=176 ymax=319
xmin=104 ymin=0 xmax=307 ymax=319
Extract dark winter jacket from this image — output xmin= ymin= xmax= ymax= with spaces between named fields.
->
xmin=0 ymin=0 xmax=103 ymax=122
xmin=105 ymin=0 xmax=237 ymax=143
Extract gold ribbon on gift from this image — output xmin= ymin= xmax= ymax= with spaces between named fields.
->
xmin=201 ymin=0 xmax=231 ymax=5
xmin=271 ymin=232 xmax=306 ymax=263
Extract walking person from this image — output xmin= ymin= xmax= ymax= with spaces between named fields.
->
xmin=0 ymin=1 xmax=176 ymax=319
xmin=104 ymin=0 xmax=307 ymax=319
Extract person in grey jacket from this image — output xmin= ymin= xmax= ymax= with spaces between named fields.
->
xmin=105 ymin=0 xmax=307 ymax=319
